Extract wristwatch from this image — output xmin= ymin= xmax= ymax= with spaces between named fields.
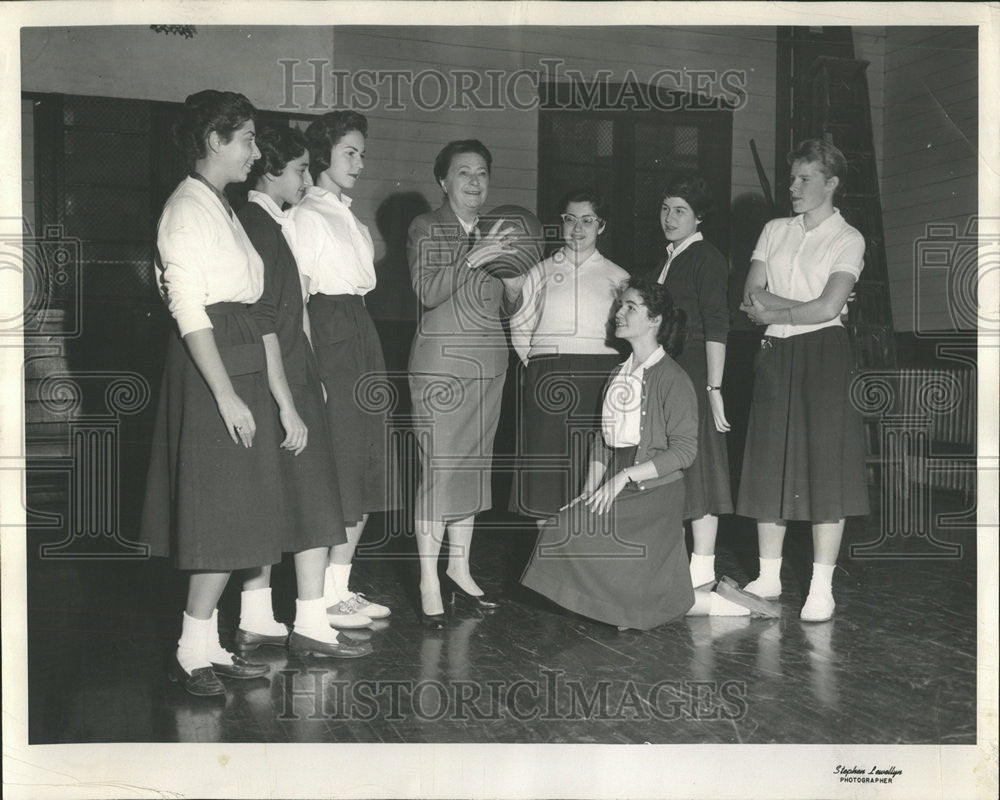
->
xmin=706 ymin=385 xmax=721 ymax=392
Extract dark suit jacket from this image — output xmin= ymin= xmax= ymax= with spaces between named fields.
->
xmin=407 ymin=203 xmax=515 ymax=379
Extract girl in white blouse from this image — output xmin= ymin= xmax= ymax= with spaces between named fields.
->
xmin=291 ymin=111 xmax=396 ymax=629
xmin=509 ymin=189 xmax=628 ymax=525
xmin=141 ymin=90 xmax=278 ymax=696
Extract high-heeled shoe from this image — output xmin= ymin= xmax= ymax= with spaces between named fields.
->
xmin=442 ymin=574 xmax=500 ymax=610
xmin=419 ymin=590 xmax=446 ymax=630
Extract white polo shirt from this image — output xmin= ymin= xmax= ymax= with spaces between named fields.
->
xmin=752 ymin=209 xmax=865 ymax=338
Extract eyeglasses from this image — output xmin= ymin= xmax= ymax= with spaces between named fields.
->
xmin=560 ymin=214 xmax=602 ymax=227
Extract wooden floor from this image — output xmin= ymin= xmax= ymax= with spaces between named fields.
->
xmin=26 ymin=491 xmax=976 ymax=745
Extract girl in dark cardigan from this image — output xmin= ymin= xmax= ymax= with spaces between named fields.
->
xmin=521 ymin=278 xmax=777 ymax=630
xmin=235 ymin=125 xmax=370 ymax=659
xmin=653 ymin=174 xmax=733 ymax=591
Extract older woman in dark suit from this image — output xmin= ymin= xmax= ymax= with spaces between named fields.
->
xmin=407 ymin=140 xmax=520 ymax=627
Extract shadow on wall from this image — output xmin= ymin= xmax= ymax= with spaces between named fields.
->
xmin=366 ymin=191 xmax=431 ymax=381
xmin=723 ymin=191 xmax=772 ymax=495
xmin=727 ymin=191 xmax=774 ymax=332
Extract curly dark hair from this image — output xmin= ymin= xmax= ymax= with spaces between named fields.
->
xmin=559 ymin=187 xmax=609 ymax=222
xmin=620 ymin=276 xmax=686 ymax=357
xmin=661 ymin=172 xmax=713 ymax=220
xmin=248 ymin=125 xmax=308 ymax=184
xmin=432 ymin=140 xmax=493 ymax=185
xmin=173 ymin=89 xmax=255 ymax=166
xmin=305 ymin=110 xmax=368 ymax=181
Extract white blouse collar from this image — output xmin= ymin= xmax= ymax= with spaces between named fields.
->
xmin=666 ymin=231 xmax=703 ymax=260
xmin=247 ymin=190 xmax=290 ymax=220
xmin=622 ymin=345 xmax=666 ymax=375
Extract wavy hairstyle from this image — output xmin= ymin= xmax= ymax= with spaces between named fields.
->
xmin=248 ymin=125 xmax=308 ymax=184
xmin=559 ymin=187 xmax=609 ymax=222
xmin=788 ymin=138 xmax=848 ymax=194
xmin=173 ymin=89 xmax=255 ymax=166
xmin=621 ymin=275 xmax=686 ymax=357
xmin=432 ymin=139 xmax=493 ymax=185
xmin=305 ymin=110 xmax=368 ymax=181
xmin=661 ymin=172 xmax=714 ymax=220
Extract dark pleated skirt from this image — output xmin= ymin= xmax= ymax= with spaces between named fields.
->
xmin=674 ymin=340 xmax=733 ymax=519
xmin=510 ymin=352 xmax=621 ymax=518
xmin=736 ymin=326 xmax=870 ymax=522
xmin=520 ymin=447 xmax=694 ymax=631
xmin=308 ymin=293 xmax=396 ymax=523
xmin=139 ymin=303 xmax=286 ymax=571
xmin=277 ymin=346 xmax=348 ymax=552
xmin=409 ymin=371 xmax=505 ymax=522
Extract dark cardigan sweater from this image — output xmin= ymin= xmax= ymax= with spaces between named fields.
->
xmin=590 ymin=353 xmax=699 ymax=490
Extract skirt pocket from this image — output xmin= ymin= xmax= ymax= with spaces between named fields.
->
xmin=218 ymin=342 xmax=266 ymax=376
xmin=311 ymin=303 xmax=358 ymax=346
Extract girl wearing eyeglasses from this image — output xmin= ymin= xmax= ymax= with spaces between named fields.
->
xmin=509 ymin=189 xmax=628 ymax=526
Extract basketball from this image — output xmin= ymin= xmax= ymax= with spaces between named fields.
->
xmin=476 ymin=204 xmax=545 ymax=279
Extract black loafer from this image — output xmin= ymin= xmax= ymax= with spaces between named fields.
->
xmin=211 ymin=655 xmax=270 ymax=679
xmin=168 ymin=657 xmax=225 ymax=697
xmin=287 ymin=631 xmax=373 ymax=658
xmin=233 ymin=626 xmax=290 ymax=652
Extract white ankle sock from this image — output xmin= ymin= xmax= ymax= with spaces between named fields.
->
xmin=240 ymin=587 xmax=286 ymax=636
xmin=691 ymin=553 xmax=715 ymax=570
xmin=176 ymin=612 xmax=212 ymax=673
xmin=809 ymin=562 xmax=835 ymax=595
xmin=323 ymin=564 xmax=342 ymax=605
xmin=709 ymin=592 xmax=751 ymax=617
xmin=758 ymin=556 xmax=782 ymax=583
xmin=294 ymin=598 xmax=340 ymax=643
xmin=206 ymin=610 xmax=235 ymax=665
xmin=332 ymin=563 xmax=353 ymax=599
xmin=689 ymin=553 xmax=716 ymax=585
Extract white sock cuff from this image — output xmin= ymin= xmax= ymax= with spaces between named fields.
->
xmin=178 ymin=611 xmax=212 ymax=644
xmin=811 ymin=562 xmax=835 ymax=587
xmin=691 ymin=553 xmax=715 ymax=567
xmin=295 ymin=597 xmax=328 ymax=630
xmin=759 ymin=556 xmax=782 ymax=578
xmin=331 ymin=563 xmax=353 ymax=594
xmin=324 ymin=564 xmax=342 ymax=603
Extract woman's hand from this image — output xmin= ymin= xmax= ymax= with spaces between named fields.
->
xmin=708 ymin=390 xmax=731 ymax=433
xmin=217 ymin=390 xmax=256 ymax=448
xmin=500 ymin=272 xmax=528 ymax=297
xmin=278 ymin=405 xmax=308 ymax=455
xmin=583 ymin=471 xmax=630 ymax=515
xmin=467 ymin=218 xmax=516 ymax=269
